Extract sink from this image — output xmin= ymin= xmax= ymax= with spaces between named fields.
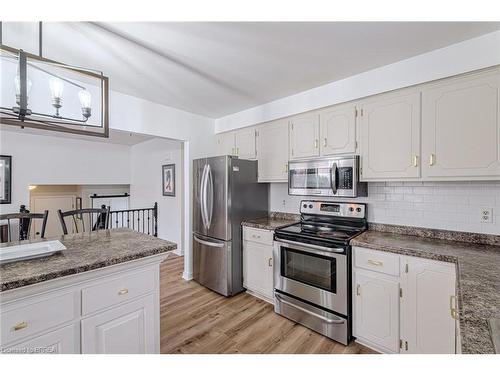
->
xmin=0 ymin=240 xmax=67 ymax=265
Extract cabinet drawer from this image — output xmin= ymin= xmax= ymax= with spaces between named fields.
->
xmin=81 ymin=268 xmax=156 ymax=315
xmin=243 ymin=227 xmax=273 ymax=246
xmin=1 ymin=292 xmax=77 ymax=346
xmin=354 ymin=247 xmax=400 ymax=276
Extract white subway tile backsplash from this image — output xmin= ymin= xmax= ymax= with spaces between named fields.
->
xmin=269 ymin=180 xmax=500 ymax=235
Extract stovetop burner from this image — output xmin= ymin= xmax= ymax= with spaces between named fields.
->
xmin=274 ymin=201 xmax=368 ymax=246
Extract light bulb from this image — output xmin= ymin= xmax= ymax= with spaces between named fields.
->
xmin=79 ymin=89 xmax=92 ymax=120
xmin=14 ymin=74 xmax=33 ymax=105
xmin=49 ymin=78 xmax=64 ymax=100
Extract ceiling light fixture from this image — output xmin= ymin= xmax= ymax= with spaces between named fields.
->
xmin=0 ymin=22 xmax=109 ymax=138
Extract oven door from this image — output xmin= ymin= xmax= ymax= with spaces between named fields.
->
xmin=273 ymin=238 xmax=347 ymax=315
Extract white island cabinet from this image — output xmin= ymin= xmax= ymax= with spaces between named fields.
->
xmin=352 ymin=246 xmax=458 ymax=354
xmin=0 ymin=253 xmax=169 ymax=354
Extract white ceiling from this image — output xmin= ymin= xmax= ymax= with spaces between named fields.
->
xmin=3 ymin=22 xmax=500 ymax=118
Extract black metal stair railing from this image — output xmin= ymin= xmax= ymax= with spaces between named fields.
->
xmin=108 ymin=202 xmax=158 ymax=237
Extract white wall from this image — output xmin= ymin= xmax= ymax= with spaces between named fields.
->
xmin=130 ymin=138 xmax=183 ymax=253
xmin=270 ymin=181 xmax=500 ymax=235
xmin=0 ymin=130 xmax=131 ymax=214
xmin=215 ymin=30 xmax=500 ymax=132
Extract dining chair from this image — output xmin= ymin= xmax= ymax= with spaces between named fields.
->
xmin=0 ymin=211 xmax=49 ymax=242
xmin=57 ymin=206 xmax=110 ymax=235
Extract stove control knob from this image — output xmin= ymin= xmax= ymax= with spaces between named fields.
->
xmin=349 ymin=207 xmax=354 ymax=212
xmin=356 ymin=207 xmax=362 ymax=213
xmin=309 ymin=204 xmax=313 ymax=209
xmin=303 ymin=204 xmax=307 ymax=209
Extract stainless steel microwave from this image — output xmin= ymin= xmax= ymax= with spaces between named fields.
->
xmin=288 ymin=156 xmax=367 ymax=197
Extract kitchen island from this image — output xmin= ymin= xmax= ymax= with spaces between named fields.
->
xmin=0 ymin=228 xmax=176 ymax=354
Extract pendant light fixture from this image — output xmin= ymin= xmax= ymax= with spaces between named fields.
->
xmin=0 ymin=22 xmax=109 ymax=138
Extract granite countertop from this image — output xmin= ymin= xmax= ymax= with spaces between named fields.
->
xmin=0 ymin=228 xmax=177 ymax=292
xmin=351 ymin=229 xmax=500 ymax=354
xmin=242 ymin=211 xmax=300 ymax=231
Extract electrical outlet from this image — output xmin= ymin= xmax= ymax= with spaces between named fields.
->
xmin=282 ymin=199 xmax=286 ymax=207
xmin=480 ymin=208 xmax=493 ymax=223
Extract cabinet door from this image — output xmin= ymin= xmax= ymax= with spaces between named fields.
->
xmin=257 ymin=120 xmax=289 ymax=182
xmin=243 ymin=241 xmax=273 ymax=301
xmin=4 ymin=324 xmax=78 ymax=354
xmin=216 ymin=132 xmax=235 ymax=156
xmin=81 ymin=295 xmax=156 ymax=354
xmin=422 ymin=69 xmax=500 ymax=179
xmin=289 ymin=113 xmax=320 ymax=159
xmin=235 ymin=127 xmax=257 ymax=159
xmin=353 ymin=271 xmax=400 ymax=353
xmin=359 ymin=91 xmax=421 ymax=180
xmin=320 ymin=103 xmax=356 ymax=156
xmin=401 ymin=257 xmax=456 ymax=354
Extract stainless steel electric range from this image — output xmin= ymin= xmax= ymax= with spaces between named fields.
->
xmin=273 ymin=200 xmax=367 ymax=345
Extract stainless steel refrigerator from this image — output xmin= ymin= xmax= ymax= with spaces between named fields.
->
xmin=193 ymin=155 xmax=268 ymax=296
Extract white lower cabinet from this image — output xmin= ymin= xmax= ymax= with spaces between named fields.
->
xmin=4 ymin=324 xmax=79 ymax=354
xmin=353 ymin=271 xmax=400 ymax=353
xmin=353 ymin=246 xmax=457 ymax=354
xmin=242 ymin=227 xmax=274 ymax=302
xmin=0 ymin=255 xmax=167 ymax=354
xmin=81 ymin=294 xmax=155 ymax=354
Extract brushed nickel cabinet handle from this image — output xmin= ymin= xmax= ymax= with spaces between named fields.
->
xmin=13 ymin=321 xmax=28 ymax=331
xmin=413 ymin=155 xmax=419 ymax=167
xmin=284 ymin=163 xmax=289 ymax=173
xmin=118 ymin=288 xmax=129 ymax=296
xmin=429 ymin=153 xmax=436 ymax=166
xmin=450 ymin=295 xmax=458 ymax=320
xmin=323 ymin=138 xmax=327 ymax=147
xmin=314 ymin=139 xmax=319 ymax=149
xmin=367 ymin=259 xmax=383 ymax=266
xmin=268 ymin=257 xmax=273 ymax=267
xmin=356 ymin=284 xmax=361 ymax=296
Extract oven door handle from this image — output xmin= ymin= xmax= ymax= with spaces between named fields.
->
xmin=275 ymin=294 xmax=345 ymax=325
xmin=330 ymin=162 xmax=338 ymax=195
xmin=276 ymin=238 xmax=345 ymax=255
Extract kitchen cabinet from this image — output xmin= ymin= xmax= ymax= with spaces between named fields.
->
xmin=0 ymin=254 xmax=166 ymax=354
xmin=422 ymin=68 xmax=500 ymax=180
xmin=4 ymin=324 xmax=79 ymax=354
xmin=216 ymin=128 xmax=257 ymax=159
xmin=358 ymin=89 xmax=421 ymax=180
xmin=81 ymin=295 xmax=155 ymax=354
xmin=352 ymin=246 xmax=457 ymax=354
xmin=401 ymin=257 xmax=457 ymax=354
xmin=242 ymin=227 xmax=274 ymax=303
xmin=289 ymin=113 xmax=320 ymax=159
xmin=319 ymin=103 xmax=357 ymax=156
xmin=216 ymin=132 xmax=236 ymax=156
xmin=353 ymin=271 xmax=400 ymax=353
xmin=257 ymin=119 xmax=289 ymax=182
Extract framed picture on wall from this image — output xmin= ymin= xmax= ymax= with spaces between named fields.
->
xmin=0 ymin=155 xmax=12 ymax=204
xmin=162 ymin=164 xmax=175 ymax=197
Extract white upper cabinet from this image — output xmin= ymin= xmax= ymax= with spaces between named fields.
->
xmin=234 ymin=127 xmax=257 ymax=159
xmin=359 ymin=90 xmax=421 ymax=180
xmin=422 ymin=68 xmax=500 ymax=180
xmin=319 ymin=103 xmax=357 ymax=156
xmin=289 ymin=113 xmax=320 ymax=159
xmin=216 ymin=132 xmax=236 ymax=156
xmin=216 ymin=128 xmax=256 ymax=159
xmin=257 ymin=119 xmax=289 ymax=182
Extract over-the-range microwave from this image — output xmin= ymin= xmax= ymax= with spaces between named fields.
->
xmin=288 ymin=155 xmax=367 ymax=197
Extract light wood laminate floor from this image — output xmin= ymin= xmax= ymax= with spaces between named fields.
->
xmin=160 ymin=255 xmax=376 ymax=354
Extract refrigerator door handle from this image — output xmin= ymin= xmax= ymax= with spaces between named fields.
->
xmin=200 ymin=164 xmax=208 ymax=229
xmin=206 ymin=164 xmax=214 ymax=229
xmin=193 ymin=235 xmax=224 ymax=248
